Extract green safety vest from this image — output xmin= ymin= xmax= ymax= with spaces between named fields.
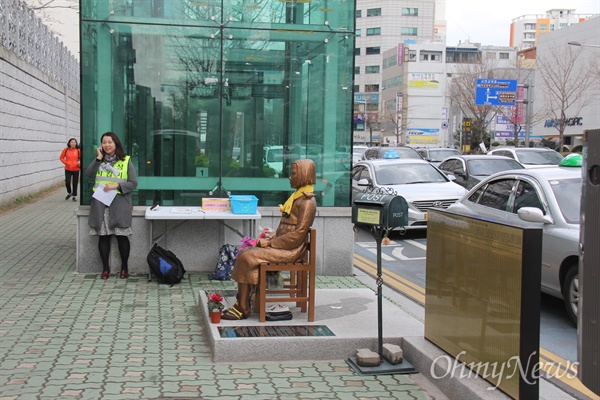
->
xmin=93 ymin=156 xmax=130 ymax=194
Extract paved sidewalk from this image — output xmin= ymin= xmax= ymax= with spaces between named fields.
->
xmin=0 ymin=188 xmax=444 ymax=400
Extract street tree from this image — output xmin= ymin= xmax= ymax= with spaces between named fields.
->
xmin=536 ymin=44 xmax=600 ymax=150
xmin=380 ymin=103 xmax=404 ymax=146
xmin=448 ymin=59 xmax=511 ymax=151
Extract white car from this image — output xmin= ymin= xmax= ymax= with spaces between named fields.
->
xmin=447 ymin=166 xmax=582 ymax=324
xmin=352 ymin=159 xmax=468 ymax=230
xmin=487 ymin=147 xmax=563 ymax=169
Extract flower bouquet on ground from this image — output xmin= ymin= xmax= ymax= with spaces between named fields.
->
xmin=207 ymin=292 xmax=224 ymax=312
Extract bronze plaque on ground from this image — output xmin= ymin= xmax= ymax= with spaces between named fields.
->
xmin=218 ymin=325 xmax=334 ymax=338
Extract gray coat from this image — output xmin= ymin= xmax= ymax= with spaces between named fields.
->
xmin=86 ymin=158 xmax=138 ymax=229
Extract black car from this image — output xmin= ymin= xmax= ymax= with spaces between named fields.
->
xmin=415 ymin=148 xmax=461 ymax=167
xmin=361 ymin=146 xmax=423 ymax=160
xmin=437 ymin=155 xmax=525 ymax=189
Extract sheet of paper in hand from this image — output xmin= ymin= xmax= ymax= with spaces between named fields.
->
xmin=92 ymin=183 xmax=117 ymax=206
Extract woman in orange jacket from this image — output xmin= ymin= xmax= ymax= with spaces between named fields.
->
xmin=60 ymin=138 xmax=81 ymax=201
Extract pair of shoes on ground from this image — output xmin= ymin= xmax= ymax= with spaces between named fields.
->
xmin=266 ymin=304 xmax=289 ymax=313
xmin=221 ymin=303 xmax=250 ymax=320
xmin=101 ymin=270 xmax=128 ymax=279
xmin=65 ymin=194 xmax=77 ymax=201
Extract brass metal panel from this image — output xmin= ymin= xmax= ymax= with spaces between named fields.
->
xmin=425 ymin=210 xmax=542 ymax=399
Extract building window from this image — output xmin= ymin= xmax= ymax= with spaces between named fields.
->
xmin=539 ymin=23 xmax=548 ymax=30
xmin=383 ymin=76 xmax=402 ymax=89
xmin=446 ymin=51 xmax=482 ymax=64
xmin=356 ymin=10 xmax=361 ymax=18
xmin=367 ymin=8 xmax=381 ymax=17
xmin=354 ymin=66 xmax=360 ymax=74
xmin=366 ymin=28 xmax=381 ymax=36
xmin=353 ymin=85 xmax=360 ymax=93
xmin=402 ymin=8 xmax=418 ymax=16
xmin=356 ymin=29 xmax=361 ymax=36
xmin=365 ymin=65 xmax=380 ymax=74
xmin=383 ymin=55 xmax=397 ymax=69
xmin=420 ymin=51 xmax=442 ymax=62
xmin=365 ymin=84 xmax=379 ymax=92
xmin=407 ymin=49 xmax=417 ymax=62
xmin=524 ymin=23 xmax=536 ymax=30
xmin=401 ymin=27 xmax=418 ymax=36
xmin=499 ymin=52 xmax=510 ymax=59
xmin=366 ymin=47 xmax=380 ymax=55
xmin=486 ymin=52 xmax=496 ymax=59
xmin=354 ymin=47 xmax=361 ymax=56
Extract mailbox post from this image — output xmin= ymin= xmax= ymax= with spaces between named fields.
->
xmin=349 ymin=191 xmax=413 ymax=374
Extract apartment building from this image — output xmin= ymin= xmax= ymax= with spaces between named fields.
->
xmin=381 ymin=41 xmax=518 ymax=149
xmin=353 ymin=0 xmax=437 ymax=143
xmin=510 ymin=9 xmax=595 ymax=50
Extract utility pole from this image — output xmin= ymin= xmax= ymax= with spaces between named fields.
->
xmin=524 ymin=78 xmax=533 ymax=147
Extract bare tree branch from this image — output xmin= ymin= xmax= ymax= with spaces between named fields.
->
xmin=536 ymin=44 xmax=600 ymax=149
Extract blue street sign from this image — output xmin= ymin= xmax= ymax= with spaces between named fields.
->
xmin=475 ymin=79 xmax=518 ymax=106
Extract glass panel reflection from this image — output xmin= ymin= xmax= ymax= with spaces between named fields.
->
xmin=81 ymin=0 xmax=354 ymax=207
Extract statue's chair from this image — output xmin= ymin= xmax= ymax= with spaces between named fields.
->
xmin=256 ymin=228 xmax=316 ymax=322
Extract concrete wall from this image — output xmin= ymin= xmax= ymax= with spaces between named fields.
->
xmin=0 ymin=46 xmax=80 ymax=207
xmin=76 ymin=206 xmax=355 ymax=277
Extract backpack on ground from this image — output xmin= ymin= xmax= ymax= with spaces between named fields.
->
xmin=209 ymin=244 xmax=239 ymax=281
xmin=147 ymin=243 xmax=186 ymax=286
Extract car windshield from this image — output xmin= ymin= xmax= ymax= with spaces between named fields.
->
xmin=428 ymin=149 xmax=460 ymax=162
xmin=374 ymin=163 xmax=448 ymax=185
xmin=468 ymin=159 xmax=523 ymax=176
xmin=548 ymin=177 xmax=581 ymax=224
xmin=379 ymin=148 xmax=422 ymax=159
xmin=516 ymin=150 xmax=563 ymax=165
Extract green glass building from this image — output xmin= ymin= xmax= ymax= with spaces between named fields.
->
xmin=80 ymin=0 xmax=355 ymax=207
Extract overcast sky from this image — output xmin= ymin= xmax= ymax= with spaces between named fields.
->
xmin=445 ymin=0 xmax=600 ymax=46
xmin=34 ymin=0 xmax=600 ymax=60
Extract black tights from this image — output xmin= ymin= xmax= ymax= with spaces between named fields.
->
xmin=98 ymin=235 xmax=130 ymax=272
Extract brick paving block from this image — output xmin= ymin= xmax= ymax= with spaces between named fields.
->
xmin=78 ymin=388 xmax=104 ymax=399
xmin=393 ymin=389 xmax=431 ymax=399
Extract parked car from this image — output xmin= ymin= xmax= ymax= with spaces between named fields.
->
xmin=416 ymin=148 xmax=461 ymax=167
xmin=361 ymin=146 xmax=423 ymax=161
xmin=438 ymin=155 xmax=525 ymax=189
xmin=487 ymin=147 xmax=563 ymax=168
xmin=352 ymin=159 xmax=467 ymax=230
xmin=352 ymin=145 xmax=368 ymax=164
xmin=446 ymin=166 xmax=582 ymax=324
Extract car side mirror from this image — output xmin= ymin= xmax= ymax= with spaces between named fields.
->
xmin=518 ymin=207 xmax=554 ymax=224
xmin=453 ymin=168 xmax=466 ymax=178
xmin=357 ymin=178 xmax=370 ymax=186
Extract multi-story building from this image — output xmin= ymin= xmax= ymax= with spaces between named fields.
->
xmin=510 ymin=9 xmax=596 ymax=50
xmin=353 ymin=0 xmax=438 ymax=144
xmin=533 ymin=17 xmax=600 ymax=148
xmin=380 ymin=41 xmax=518 ymax=149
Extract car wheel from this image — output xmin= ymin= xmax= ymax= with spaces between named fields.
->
xmin=562 ymin=264 xmax=579 ymax=325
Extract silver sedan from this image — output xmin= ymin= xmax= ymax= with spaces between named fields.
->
xmin=447 ymin=166 xmax=582 ymax=324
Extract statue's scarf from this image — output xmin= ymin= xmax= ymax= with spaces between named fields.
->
xmin=280 ymin=185 xmax=314 ymax=215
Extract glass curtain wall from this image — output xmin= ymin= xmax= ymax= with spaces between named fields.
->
xmin=80 ymin=0 xmax=355 ymax=207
